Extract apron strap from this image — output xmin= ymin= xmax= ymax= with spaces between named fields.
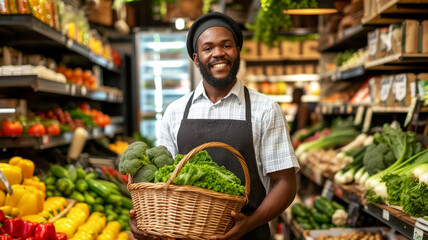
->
xmin=183 ymin=91 xmax=195 ymax=120
xmin=244 ymin=87 xmax=251 ymax=124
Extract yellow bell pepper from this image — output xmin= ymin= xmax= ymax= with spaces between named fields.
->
xmin=0 ymin=163 xmax=23 ymax=191
xmin=4 ymin=185 xmax=27 ymax=208
xmin=21 ymin=214 xmax=48 ymax=223
xmin=5 ymin=185 xmax=44 ymax=216
xmin=0 ymin=206 xmax=22 ymax=217
xmin=8 ymin=156 xmax=35 ymax=179
xmin=116 ymin=232 xmax=130 ymax=240
xmin=22 ymin=177 xmax=46 ymax=193
xmin=0 ymin=190 xmax=5 ymax=206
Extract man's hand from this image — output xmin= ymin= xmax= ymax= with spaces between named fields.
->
xmin=210 ymin=211 xmax=252 ymax=240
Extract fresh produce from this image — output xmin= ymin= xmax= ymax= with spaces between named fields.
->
xmin=43 ymin=165 xmax=132 ymax=230
xmin=133 ymin=164 xmax=158 ymax=183
xmin=118 ymin=141 xmax=150 ymax=176
xmin=4 ymin=185 xmax=44 ymax=217
xmin=312 ymin=230 xmax=386 ymax=240
xmin=291 ymin=197 xmax=347 ymax=230
xmin=147 ymin=145 xmax=174 ymax=168
xmin=154 ymin=150 xmax=245 ymax=196
xmin=334 ymin=146 xmax=367 ymax=185
xmin=108 ymin=140 xmax=129 ymax=155
xmin=0 ymin=163 xmax=23 ymax=191
xmin=8 ymin=156 xmax=35 ymax=179
xmin=27 ymin=122 xmax=46 ymax=136
xmin=1 ymin=120 xmax=23 ymax=136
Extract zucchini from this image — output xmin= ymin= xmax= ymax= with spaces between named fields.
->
xmin=96 ymin=179 xmax=119 ymax=190
xmin=87 ymin=178 xmax=110 ymax=198
xmin=331 ymin=201 xmax=345 ymax=210
xmin=106 ymin=194 xmax=121 ymax=205
xmin=85 ymin=172 xmax=97 ymax=180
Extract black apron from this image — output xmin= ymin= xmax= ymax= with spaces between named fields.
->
xmin=177 ymin=87 xmax=270 ymax=240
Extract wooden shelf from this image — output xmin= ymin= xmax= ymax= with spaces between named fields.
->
xmin=362 ymin=0 xmax=428 ymax=25
xmin=364 ymin=53 xmax=428 ymax=70
xmin=319 ymin=24 xmax=373 ymax=52
xmin=247 ymin=74 xmax=320 ymax=83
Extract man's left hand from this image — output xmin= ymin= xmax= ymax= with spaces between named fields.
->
xmin=210 ymin=211 xmax=251 ymax=240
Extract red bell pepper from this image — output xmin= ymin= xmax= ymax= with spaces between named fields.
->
xmin=0 ymin=227 xmax=5 ymax=235
xmin=24 ymin=238 xmax=35 ymax=240
xmin=0 ymin=210 xmax=5 ymax=223
xmin=0 ymin=235 xmax=12 ymax=240
xmin=54 ymin=233 xmax=66 ymax=240
xmin=22 ymin=221 xmax=39 ymax=238
xmin=34 ymin=223 xmax=56 ymax=240
xmin=4 ymin=218 xmax=24 ymax=237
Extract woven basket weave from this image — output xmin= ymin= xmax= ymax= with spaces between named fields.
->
xmin=127 ymin=142 xmax=250 ymax=239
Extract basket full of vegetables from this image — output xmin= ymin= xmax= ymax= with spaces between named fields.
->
xmin=122 ymin=141 xmax=250 ymax=240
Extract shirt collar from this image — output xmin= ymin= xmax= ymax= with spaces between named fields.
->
xmin=193 ymin=79 xmax=245 ymax=105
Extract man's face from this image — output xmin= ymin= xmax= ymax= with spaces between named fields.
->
xmin=193 ymin=27 xmax=240 ymax=88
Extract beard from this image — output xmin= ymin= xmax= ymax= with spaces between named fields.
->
xmin=198 ymin=56 xmax=240 ymax=88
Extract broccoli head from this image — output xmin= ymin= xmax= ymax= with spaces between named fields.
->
xmin=133 ymin=164 xmax=158 ymax=183
xmin=118 ymin=141 xmax=150 ymax=176
xmin=146 ymin=145 xmax=174 ymax=168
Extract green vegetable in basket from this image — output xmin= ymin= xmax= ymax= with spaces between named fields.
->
xmin=118 ymin=141 xmax=150 ymax=176
xmin=133 ymin=164 xmax=158 ymax=183
xmin=154 ymin=150 xmax=245 ymax=196
xmin=147 ymin=145 xmax=174 ymax=168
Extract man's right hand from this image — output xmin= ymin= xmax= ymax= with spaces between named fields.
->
xmin=129 ymin=209 xmax=161 ymax=240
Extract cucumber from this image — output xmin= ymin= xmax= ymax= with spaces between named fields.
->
xmin=313 ymin=196 xmax=335 ymax=217
xmin=50 ymin=165 xmax=68 ymax=178
xmin=313 ymin=212 xmax=330 ymax=224
xmin=45 ymin=176 xmax=57 ymax=185
xmin=85 ymin=172 xmax=97 ymax=180
xmin=120 ymin=196 xmax=133 ymax=210
xmin=96 ymin=179 xmax=119 ymax=190
xmin=291 ymin=203 xmax=307 ymax=218
xmin=76 ymin=168 xmax=87 ymax=179
xmin=69 ymin=191 xmax=85 ymax=202
xmin=84 ymin=192 xmax=95 ymax=205
xmin=106 ymin=195 xmax=121 ymax=205
xmin=76 ymin=179 xmax=88 ymax=192
xmin=87 ymin=178 xmax=110 ymax=198
xmin=331 ymin=201 xmax=345 ymax=210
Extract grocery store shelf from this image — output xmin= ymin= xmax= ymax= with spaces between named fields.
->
xmin=362 ymin=204 xmax=428 ymax=240
xmin=319 ymin=24 xmax=373 ymax=52
xmin=269 ymin=95 xmax=320 ymax=103
xmin=0 ymin=15 xmax=119 ymax=72
xmin=247 ymin=74 xmax=320 ymax=83
xmin=302 ymin=164 xmax=428 ymax=240
xmin=321 ymin=65 xmax=365 ymax=81
xmin=0 ymin=76 xmax=123 ymax=103
xmin=362 ymin=0 xmax=428 ymax=25
xmin=243 ymin=56 xmax=319 ymax=63
xmin=364 ymin=53 xmax=428 ymax=70
xmin=0 ymin=124 xmax=124 ymax=149
xmin=319 ymin=102 xmax=428 ymax=114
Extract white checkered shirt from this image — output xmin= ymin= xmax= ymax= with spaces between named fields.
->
xmin=158 ymin=79 xmax=300 ymax=191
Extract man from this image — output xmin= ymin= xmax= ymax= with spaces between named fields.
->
xmin=130 ymin=12 xmax=299 ymax=240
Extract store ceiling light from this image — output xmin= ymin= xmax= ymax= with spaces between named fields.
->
xmin=283 ymin=0 xmax=338 ymax=15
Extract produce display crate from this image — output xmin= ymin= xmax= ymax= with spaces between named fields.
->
xmin=304 ymin=227 xmax=401 ymax=240
xmin=127 ymin=142 xmax=250 ymax=240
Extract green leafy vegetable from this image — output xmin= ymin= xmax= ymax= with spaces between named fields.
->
xmin=118 ymin=141 xmax=150 ymax=176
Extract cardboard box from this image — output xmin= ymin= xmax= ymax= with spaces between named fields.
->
xmin=281 ymin=40 xmax=301 ymax=59
xmin=304 ymin=64 xmax=316 ymax=74
xmin=265 ymin=65 xmax=284 ymax=75
xmin=241 ymin=40 xmax=259 ymax=59
xmin=305 ymin=227 xmax=396 ymax=240
xmin=402 ymin=20 xmax=419 ymax=54
xmin=422 ymin=20 xmax=428 ymax=53
xmin=88 ymin=0 xmax=113 ymax=26
xmin=284 ymin=65 xmax=296 ymax=75
xmin=302 ymin=40 xmax=320 ymax=58
xmin=259 ymin=42 xmax=281 ymax=59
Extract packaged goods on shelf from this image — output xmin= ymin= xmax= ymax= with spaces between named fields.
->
xmin=260 ymin=42 xmax=281 ymax=59
xmin=241 ymin=40 xmax=259 ymax=59
xmin=305 ymin=227 xmax=396 ymax=240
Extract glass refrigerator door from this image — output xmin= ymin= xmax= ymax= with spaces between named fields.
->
xmin=136 ymin=32 xmax=191 ymax=142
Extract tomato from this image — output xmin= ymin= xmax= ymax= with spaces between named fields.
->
xmin=46 ymin=123 xmax=60 ymax=135
xmin=2 ymin=120 xmax=24 ymax=136
xmin=27 ymin=123 xmax=46 ymax=136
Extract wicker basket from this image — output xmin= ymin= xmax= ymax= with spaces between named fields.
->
xmin=127 ymin=142 xmax=250 ymax=239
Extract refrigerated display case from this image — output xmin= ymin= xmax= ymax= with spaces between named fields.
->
xmin=134 ymin=32 xmax=193 ymax=142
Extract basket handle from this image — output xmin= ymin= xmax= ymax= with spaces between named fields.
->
xmin=164 ymin=142 xmax=251 ymax=198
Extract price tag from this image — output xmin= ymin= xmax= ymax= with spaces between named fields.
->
xmin=346 ymin=104 xmax=353 ymax=114
xmin=81 ymin=86 xmax=87 ymax=96
xmin=42 ymin=135 xmax=50 ymax=145
xmin=362 ymin=107 xmax=373 ymax=133
xmin=413 ymin=227 xmax=423 ymax=240
xmin=346 ymin=193 xmax=361 ymax=227
xmin=354 ymin=106 xmax=365 ymax=126
xmin=92 ymin=128 xmax=102 ymax=138
xmin=70 ymin=84 xmax=76 ymax=96
xmin=313 ymin=171 xmax=323 ymax=185
xmin=382 ymin=209 xmax=390 ymax=221
xmin=404 ymin=98 xmax=420 ymax=127
xmin=321 ymin=180 xmax=334 ymax=201
xmin=66 ymin=39 xmax=73 ymax=48
xmin=394 ymin=74 xmax=407 ymax=102
xmin=379 ymin=76 xmax=393 ymax=103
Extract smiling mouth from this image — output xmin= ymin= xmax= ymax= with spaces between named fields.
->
xmin=211 ymin=63 xmax=228 ymax=68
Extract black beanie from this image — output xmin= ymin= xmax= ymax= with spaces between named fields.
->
xmin=186 ymin=12 xmax=243 ymax=60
